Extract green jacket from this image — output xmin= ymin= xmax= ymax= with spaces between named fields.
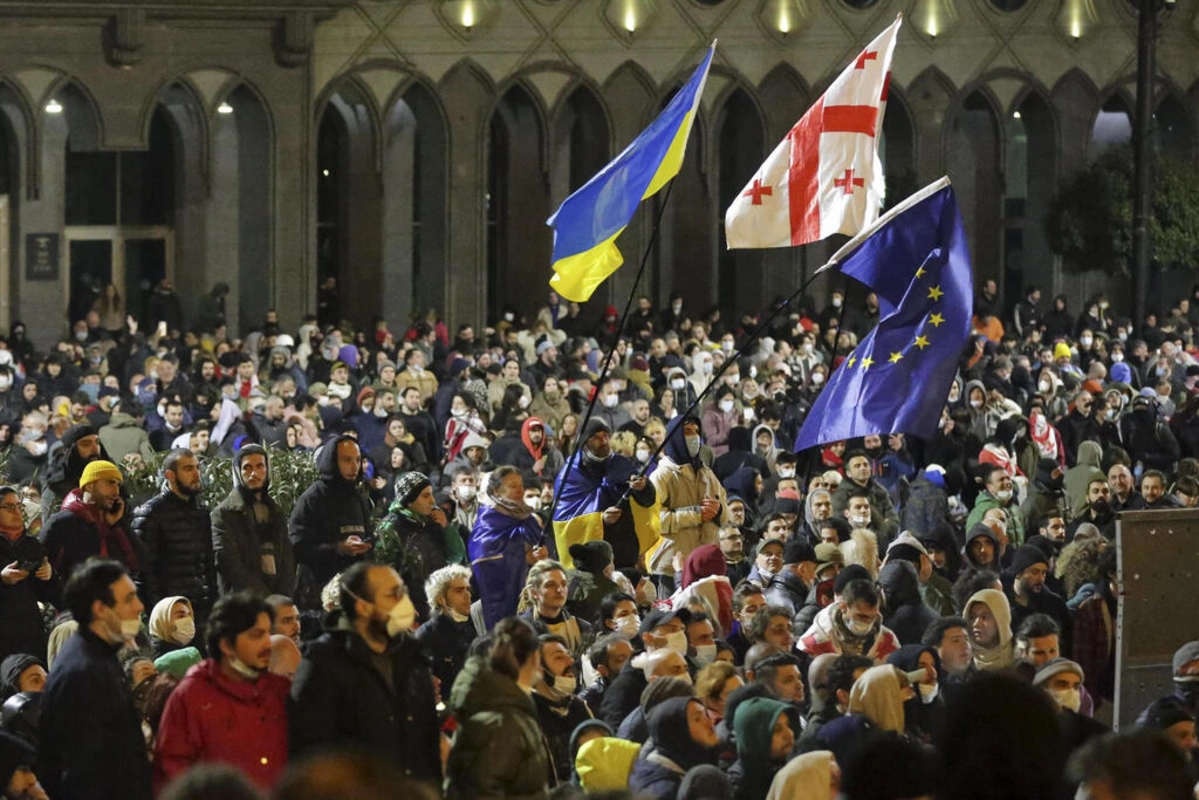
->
xmin=966 ymin=492 xmax=1025 ymax=546
xmin=445 ymin=656 xmax=551 ymax=800
xmin=922 ymin=571 xmax=957 ymax=617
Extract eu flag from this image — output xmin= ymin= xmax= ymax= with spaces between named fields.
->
xmin=547 ymin=43 xmax=714 ymax=302
xmin=794 ymin=178 xmax=973 ymax=451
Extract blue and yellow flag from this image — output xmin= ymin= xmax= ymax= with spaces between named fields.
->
xmin=551 ymin=456 xmax=660 ymax=569
xmin=795 ymin=178 xmax=974 ymax=451
xmin=547 ymin=43 xmax=715 ymax=302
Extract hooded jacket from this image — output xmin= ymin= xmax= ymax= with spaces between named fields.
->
xmin=963 ymin=522 xmax=1002 ymax=571
xmin=886 ymin=645 xmax=946 ymax=745
xmin=211 ymin=445 xmax=294 ymax=596
xmin=40 ymin=424 xmax=109 ymax=525
xmin=648 ymin=416 xmax=728 ymax=577
xmin=131 ymin=482 xmax=215 ymax=612
xmin=1064 ymin=441 xmax=1105 ymax=519
xmin=878 ymin=560 xmax=939 ymax=646
xmin=98 ymin=411 xmax=155 ymax=465
xmin=766 ymin=751 xmax=834 ymax=800
xmin=444 ymin=656 xmax=551 ymax=800
xmin=288 ymin=434 xmax=374 ymax=601
xmin=629 ymin=697 xmax=716 ymax=800
xmin=965 ymin=589 xmax=1015 ymax=672
xmin=728 ymin=697 xmax=798 ymax=800
xmin=847 ymin=665 xmax=905 ymax=733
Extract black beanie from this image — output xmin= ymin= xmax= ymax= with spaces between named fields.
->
xmin=568 ymin=540 xmax=613 ymax=574
xmin=1035 ymin=458 xmax=1063 ymax=489
xmin=783 ymin=539 xmax=816 ymax=565
xmin=834 ymin=564 xmax=872 ymax=595
xmin=580 ymin=417 xmax=611 ymax=446
xmin=1010 ymin=545 xmax=1049 ymax=578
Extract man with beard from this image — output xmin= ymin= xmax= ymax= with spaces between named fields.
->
xmin=1003 ymin=546 xmax=1072 ymax=657
xmin=552 ymin=418 xmax=656 ymax=575
xmin=41 ymin=460 xmax=140 ymax=578
xmin=131 ymin=449 xmax=217 ymax=624
xmin=39 ymin=424 xmax=108 ymax=525
xmin=288 ymin=562 xmax=440 ymax=783
xmin=397 ymin=386 xmax=440 ymax=463
xmin=1066 ymin=479 xmax=1116 ymax=541
xmin=531 ymin=634 xmax=592 ymax=781
xmin=212 ymin=445 xmax=294 ymax=597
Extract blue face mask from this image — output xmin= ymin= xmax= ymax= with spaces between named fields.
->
xmin=79 ymin=383 xmax=100 ymax=403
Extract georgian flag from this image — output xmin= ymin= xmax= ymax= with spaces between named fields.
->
xmin=724 ymin=15 xmax=902 ymax=250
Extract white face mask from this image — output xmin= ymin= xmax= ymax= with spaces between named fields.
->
xmin=451 ymin=407 xmax=467 ymax=418
xmin=701 ymin=362 xmax=713 ymax=375
xmin=849 ymin=512 xmax=870 ymax=528
xmin=777 ymin=467 xmax=796 ymax=479
xmin=832 ymin=297 xmax=843 ymax=308
xmin=918 ymin=682 xmax=939 ymax=704
xmin=0 ymin=377 xmax=10 ymax=392
xmin=1118 ymin=332 xmax=1128 ymax=342
xmin=635 ymin=449 xmax=651 ymax=464
xmin=1112 ymin=353 xmax=1124 ymax=363
xmin=661 ymin=630 xmax=688 ymax=656
xmin=970 ymin=399 xmax=983 ymax=409
xmin=721 ymin=341 xmax=734 ymax=353
xmin=518 ymin=394 xmax=531 ymax=409
xmin=172 ymin=616 xmax=196 ymax=645
xmin=692 ymin=644 xmax=717 ymax=667
xmin=1051 ymin=687 xmax=1081 ymax=713
xmin=684 ymin=435 xmax=701 ymax=457
xmin=456 ymin=486 xmax=476 ymax=503
xmin=228 ymin=655 xmax=261 ymax=680
xmin=1038 ymin=380 xmax=1051 ymax=393
xmin=385 ymin=594 xmax=417 ymax=637
xmin=845 ymin=615 xmax=875 ymax=636
xmin=552 ymin=674 xmax=578 ymax=695
xmin=670 ymin=379 xmax=686 ymax=391
xmin=603 ymin=394 xmax=619 ymax=408
xmin=996 ymin=489 xmax=1014 ymax=503
xmin=614 ymin=615 xmax=640 ymax=638
xmin=811 ymin=372 xmax=825 ymax=386
xmin=1080 ymin=337 xmax=1093 ymax=348
xmin=802 ymin=343 xmax=814 ymax=355
xmin=719 ymin=399 xmax=735 ymax=413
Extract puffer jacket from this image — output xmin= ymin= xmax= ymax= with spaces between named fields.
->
xmin=648 ymin=417 xmax=729 ymax=578
xmin=289 ymin=617 xmax=440 ymax=783
xmin=131 ymin=489 xmax=216 ymax=612
xmin=211 ymin=445 xmax=294 ymax=596
xmin=445 ymin=655 xmax=551 ymax=800
xmin=288 ymin=434 xmax=374 ymax=607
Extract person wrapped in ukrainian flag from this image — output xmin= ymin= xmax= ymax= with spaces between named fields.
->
xmin=552 ymin=418 xmax=658 ymax=573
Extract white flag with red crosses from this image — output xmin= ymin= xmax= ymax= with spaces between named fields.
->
xmin=724 ymin=15 xmax=901 ymax=250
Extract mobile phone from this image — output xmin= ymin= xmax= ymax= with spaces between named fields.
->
xmin=18 ymin=560 xmax=40 ymax=573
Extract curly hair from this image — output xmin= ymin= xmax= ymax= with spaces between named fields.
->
xmin=1056 ymin=537 xmax=1108 ymax=600
xmin=424 ymin=564 xmax=472 ymax=612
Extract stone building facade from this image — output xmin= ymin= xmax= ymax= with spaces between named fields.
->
xmin=0 ymin=0 xmax=1196 ymax=343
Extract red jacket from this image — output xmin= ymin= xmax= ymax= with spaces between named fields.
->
xmin=153 ymin=659 xmax=290 ymax=791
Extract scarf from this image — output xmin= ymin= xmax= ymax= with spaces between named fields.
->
xmin=1029 ymin=410 xmax=1059 ymax=460
xmin=831 ymin=607 xmax=878 ymax=657
xmin=60 ymin=488 xmax=139 ymax=571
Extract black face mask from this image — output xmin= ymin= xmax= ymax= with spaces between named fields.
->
xmin=1175 ymin=680 xmax=1199 ymax=702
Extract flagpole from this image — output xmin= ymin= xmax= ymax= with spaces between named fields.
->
xmin=613 ymin=265 xmax=833 ymax=507
xmin=546 ymin=182 xmax=677 ymax=527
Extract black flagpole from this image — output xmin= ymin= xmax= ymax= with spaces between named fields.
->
xmin=545 ymin=182 xmax=676 ymax=528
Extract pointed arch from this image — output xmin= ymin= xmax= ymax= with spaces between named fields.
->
xmin=881 ymin=84 xmax=917 ymax=208
xmin=946 ymin=86 xmax=1004 ymax=293
xmin=550 ymin=81 xmax=611 ymax=209
xmin=1153 ymin=90 xmax=1194 ymax=162
xmin=716 ymin=85 xmax=767 ymax=314
xmin=758 ymin=63 xmax=810 ymax=141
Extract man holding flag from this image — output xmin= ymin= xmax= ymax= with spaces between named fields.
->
xmin=552 ymin=418 xmax=658 ymax=573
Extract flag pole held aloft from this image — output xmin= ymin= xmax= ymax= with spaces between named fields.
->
xmin=547 ymin=42 xmax=716 ymax=303
xmin=793 ymin=177 xmax=973 ymax=452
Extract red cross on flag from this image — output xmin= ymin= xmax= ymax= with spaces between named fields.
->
xmin=724 ymin=15 xmax=902 ymax=250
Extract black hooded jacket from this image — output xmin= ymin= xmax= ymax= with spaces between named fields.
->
xmin=211 ymin=445 xmax=295 ymax=596
xmin=40 ymin=424 xmax=109 ymax=525
xmin=288 ymin=435 xmax=375 ymax=601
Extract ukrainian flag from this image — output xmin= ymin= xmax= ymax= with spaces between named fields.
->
xmin=547 ymin=43 xmax=716 ymax=302
xmin=552 ymin=457 xmax=660 ymax=569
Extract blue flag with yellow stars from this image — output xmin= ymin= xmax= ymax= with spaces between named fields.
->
xmin=794 ymin=177 xmax=972 ymax=451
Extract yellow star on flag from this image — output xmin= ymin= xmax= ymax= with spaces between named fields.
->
xmin=860 ymin=356 xmax=874 ymax=370
xmin=927 ymin=285 xmax=944 ymax=301
xmin=889 ymin=352 xmax=903 ymax=364
xmin=928 ymin=313 xmax=945 ymax=328
xmin=914 ymin=335 xmax=930 ymax=349
xmin=847 ymin=355 xmax=856 ymax=368
xmin=915 ymin=266 xmax=926 ymax=278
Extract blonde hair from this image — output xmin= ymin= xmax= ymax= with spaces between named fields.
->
xmin=841 ymin=529 xmax=880 ymax=579
xmin=518 ymin=558 xmax=566 ymax=613
xmin=610 ymin=431 xmax=637 ymax=457
xmin=694 ymin=661 xmax=739 ymax=706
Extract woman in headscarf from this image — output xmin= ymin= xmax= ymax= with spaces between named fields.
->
xmin=721 ymin=467 xmax=762 ymax=530
xmin=628 ymin=697 xmax=720 ymax=800
xmin=965 ymin=588 xmax=1015 ymax=672
xmin=886 ymin=644 xmax=947 ymax=745
xmin=766 ymin=750 xmax=839 ymax=800
xmin=147 ymin=596 xmax=197 ymax=659
xmin=751 ymin=424 xmax=781 ymax=476
xmin=688 ymin=350 xmax=715 ymax=398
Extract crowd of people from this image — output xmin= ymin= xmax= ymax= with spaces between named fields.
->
xmin=0 ymin=278 xmax=1195 ymax=798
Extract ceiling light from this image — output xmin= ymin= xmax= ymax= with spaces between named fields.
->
xmin=45 ymin=99 xmax=63 ymax=114
xmin=217 ymin=102 xmax=233 ymax=115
